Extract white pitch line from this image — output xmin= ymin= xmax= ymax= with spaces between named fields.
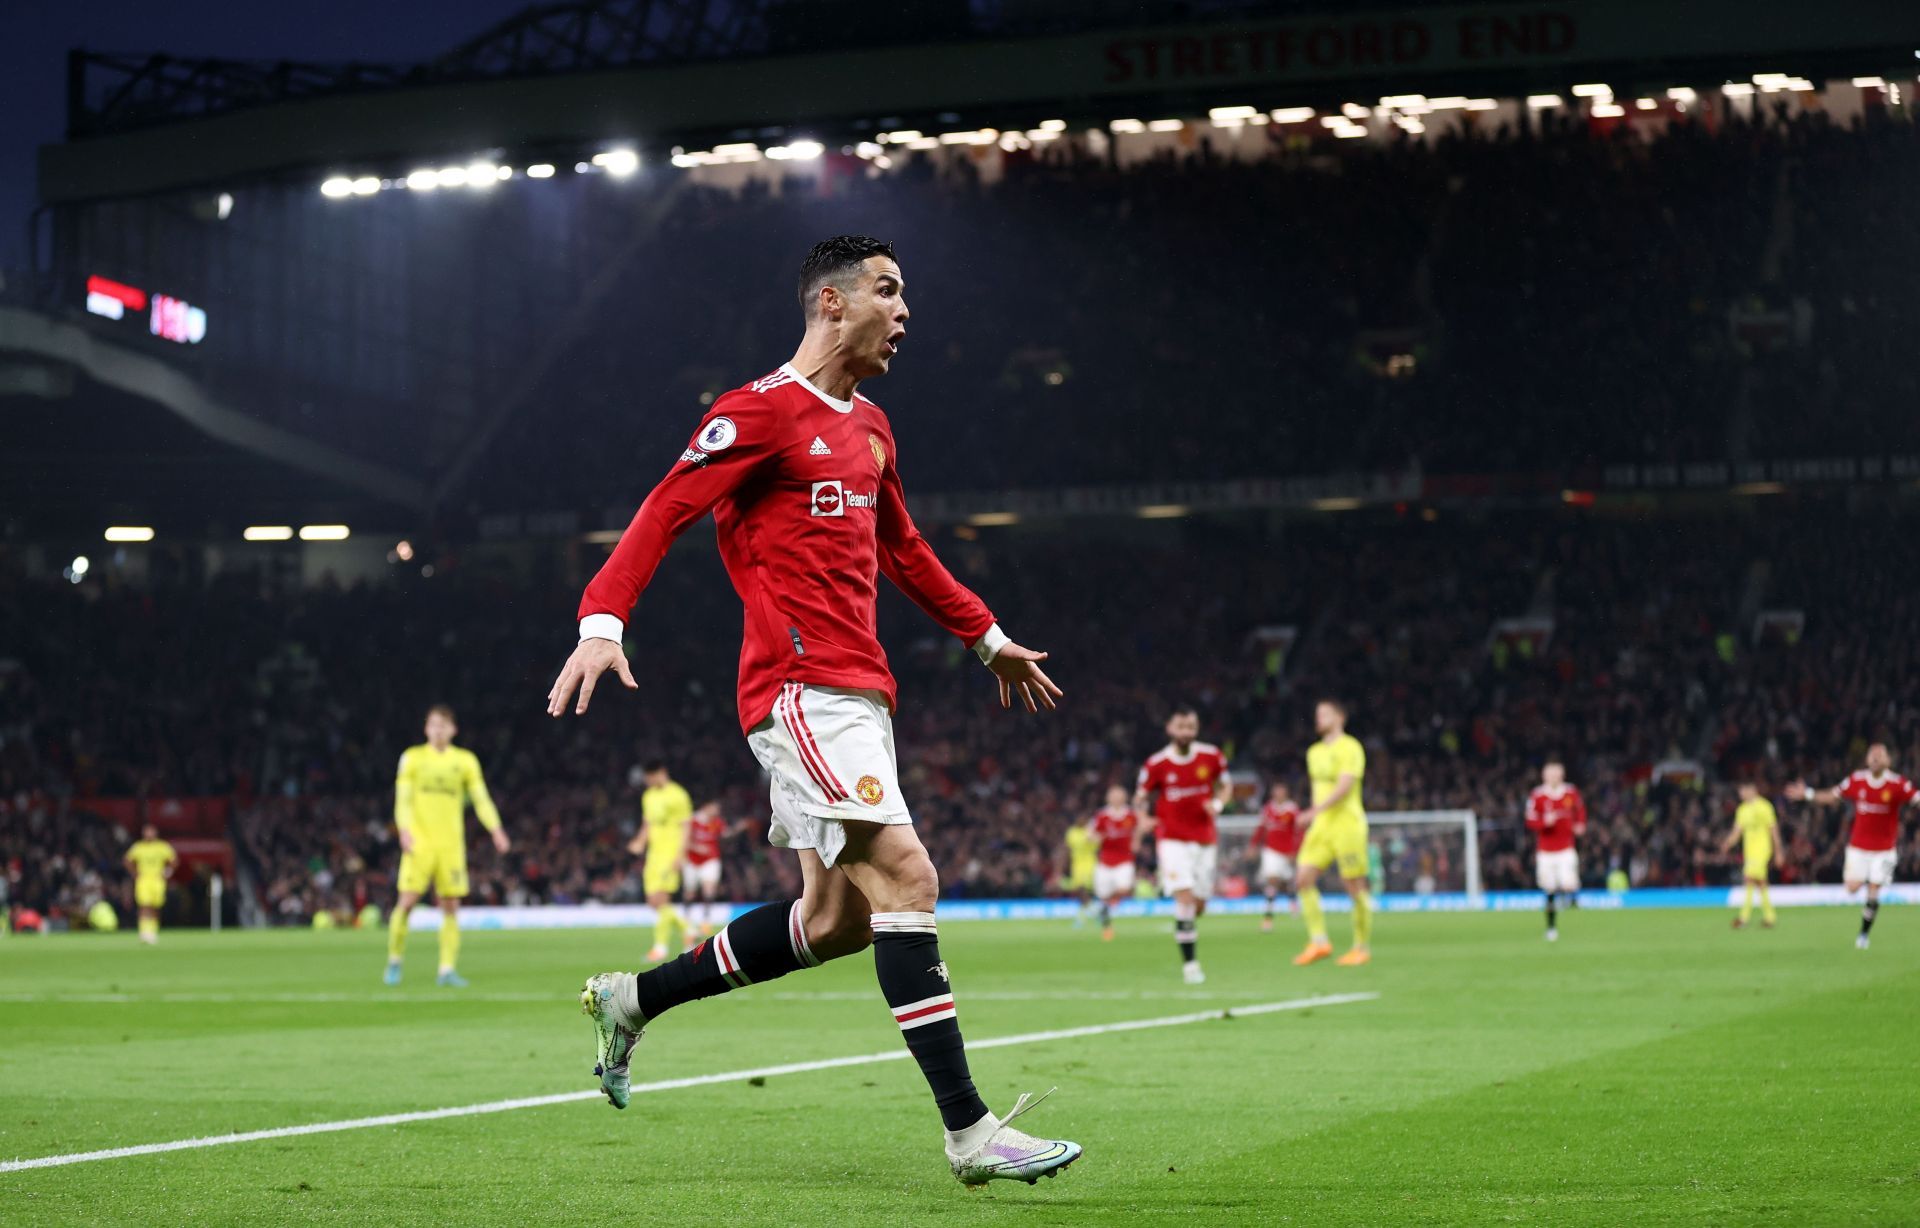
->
xmin=0 ymin=992 xmax=1376 ymax=1174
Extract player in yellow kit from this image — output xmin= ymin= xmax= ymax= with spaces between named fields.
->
xmin=123 ymin=823 xmax=177 ymax=945
xmin=1722 ymin=781 xmax=1784 ymax=930
xmin=384 ymin=705 xmax=509 ymax=987
xmin=628 ymin=761 xmax=693 ymax=962
xmin=1294 ymin=698 xmax=1373 ymax=967
xmin=1062 ymin=820 xmax=1098 ymax=927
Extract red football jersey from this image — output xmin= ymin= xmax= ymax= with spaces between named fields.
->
xmin=1251 ymin=801 xmax=1301 ymax=855
xmin=1525 ymin=785 xmax=1587 ymax=853
xmin=1087 ymin=808 xmax=1140 ymax=866
xmin=1835 ymin=771 xmax=1916 ymax=852
xmin=685 ymin=814 xmax=725 ymax=865
xmin=1137 ymin=743 xmax=1227 ymax=844
xmin=580 ymin=366 xmax=996 ymax=734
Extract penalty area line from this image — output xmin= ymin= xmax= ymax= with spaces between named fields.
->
xmin=0 ymin=991 xmax=1377 ymax=1174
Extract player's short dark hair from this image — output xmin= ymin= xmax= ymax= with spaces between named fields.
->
xmin=1169 ymin=704 xmax=1199 ymax=719
xmin=1317 ymin=697 xmax=1347 ymax=716
xmin=643 ymin=759 xmax=668 ymax=775
xmin=1544 ymin=756 xmax=1564 ymax=768
xmin=799 ymin=235 xmax=896 ymax=316
xmin=426 ymin=703 xmax=456 ymax=723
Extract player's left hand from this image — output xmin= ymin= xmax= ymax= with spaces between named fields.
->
xmin=987 ymin=642 xmax=1062 ymax=713
xmin=491 ymin=829 xmax=511 ymax=854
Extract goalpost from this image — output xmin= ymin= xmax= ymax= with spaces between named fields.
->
xmin=1217 ymin=809 xmax=1482 ymax=901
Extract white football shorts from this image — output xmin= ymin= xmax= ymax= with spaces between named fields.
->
xmin=1092 ymin=861 xmax=1136 ymax=900
xmin=1157 ymin=838 xmax=1218 ymax=898
xmin=685 ymin=859 xmax=722 ymax=892
xmin=1843 ymin=845 xmax=1897 ymax=888
xmin=746 ymin=682 xmax=909 ymax=868
xmin=1536 ymin=849 xmax=1580 ymax=893
xmin=1258 ymin=848 xmax=1295 ymax=882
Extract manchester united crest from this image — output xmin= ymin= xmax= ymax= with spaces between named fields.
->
xmin=856 ymin=775 xmax=886 ymax=806
xmin=1197 ymin=765 xmax=1211 ymax=781
xmin=868 ymin=434 xmax=887 ymax=473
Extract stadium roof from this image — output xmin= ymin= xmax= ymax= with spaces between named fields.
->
xmin=40 ymin=0 xmax=1918 ymax=204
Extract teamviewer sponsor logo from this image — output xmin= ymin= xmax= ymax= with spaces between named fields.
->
xmin=811 ymin=481 xmax=844 ymax=517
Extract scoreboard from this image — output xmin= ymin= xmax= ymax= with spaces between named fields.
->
xmin=85 ymin=275 xmax=208 ymax=345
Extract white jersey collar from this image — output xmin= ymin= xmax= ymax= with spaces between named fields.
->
xmin=780 ymin=363 xmax=854 ymax=414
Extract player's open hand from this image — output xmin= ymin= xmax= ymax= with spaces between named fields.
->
xmin=491 ymin=828 xmax=512 ymax=854
xmin=988 ymin=641 xmax=1062 ymax=713
xmin=398 ymin=829 xmax=415 ymax=854
xmin=547 ymin=637 xmax=638 ymax=717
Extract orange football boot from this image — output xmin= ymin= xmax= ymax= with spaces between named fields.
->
xmin=1336 ymin=947 xmax=1372 ymax=967
xmin=1292 ymin=940 xmax=1334 ymax=966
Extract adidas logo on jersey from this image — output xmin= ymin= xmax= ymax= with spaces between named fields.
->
xmin=809 ymin=436 xmax=832 ymax=456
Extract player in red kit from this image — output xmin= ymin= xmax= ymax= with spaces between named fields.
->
xmin=1249 ymin=782 xmax=1300 ymax=932
xmin=682 ymin=801 xmax=738 ymax=939
xmin=546 ymin=237 xmax=1079 ymax=1188
xmin=1524 ymin=760 xmax=1587 ymax=942
xmin=1088 ymin=784 xmax=1142 ymax=941
xmin=1135 ymin=707 xmax=1231 ymax=984
xmin=1790 ymin=742 xmax=1917 ymax=950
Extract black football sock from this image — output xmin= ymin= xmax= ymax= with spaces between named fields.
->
xmin=1097 ymin=900 xmax=1111 ymax=927
xmin=1175 ymin=899 xmax=1198 ymax=964
xmin=1263 ymin=888 xmax=1278 ymax=919
xmin=872 ymin=911 xmax=989 ymax=1131
xmin=1861 ymin=899 xmax=1880 ymax=936
xmin=1546 ymin=892 xmax=1558 ymax=930
xmin=633 ymin=900 xmax=818 ymax=1021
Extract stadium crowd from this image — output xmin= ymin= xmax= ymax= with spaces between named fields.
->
xmin=5 ymin=504 xmax=1917 ymax=925
xmin=421 ymin=102 xmax=1920 ymax=509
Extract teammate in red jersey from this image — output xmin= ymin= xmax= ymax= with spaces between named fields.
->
xmin=1087 ymin=784 xmax=1143 ymax=941
xmin=1790 ymin=742 xmax=1918 ymax=950
xmin=1248 ymin=782 xmax=1300 ymax=932
xmin=682 ymin=801 xmax=740 ymax=939
xmin=1134 ymin=707 xmax=1231 ymax=984
xmin=546 ymin=236 xmax=1079 ymax=1187
xmin=1524 ymin=760 xmax=1587 ymax=942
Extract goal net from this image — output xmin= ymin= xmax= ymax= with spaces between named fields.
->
xmin=1216 ymin=809 xmax=1482 ymax=900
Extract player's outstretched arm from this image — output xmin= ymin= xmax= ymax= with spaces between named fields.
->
xmin=547 ymin=637 xmax=638 ymax=717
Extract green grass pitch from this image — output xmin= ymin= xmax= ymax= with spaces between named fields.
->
xmin=2 ymin=908 xmax=1915 ymax=1226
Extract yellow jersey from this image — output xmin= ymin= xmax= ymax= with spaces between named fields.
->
xmin=1065 ymin=825 xmax=1097 ymax=876
xmin=641 ymin=781 xmax=693 ymax=867
xmin=126 ymin=838 xmax=177 ymax=883
xmin=394 ymin=744 xmax=501 ymax=850
xmin=1307 ymin=733 xmax=1367 ymax=827
xmin=1735 ymin=797 xmax=1777 ymax=859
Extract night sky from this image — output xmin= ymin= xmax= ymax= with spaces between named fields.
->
xmin=1 ymin=0 xmax=533 ymax=273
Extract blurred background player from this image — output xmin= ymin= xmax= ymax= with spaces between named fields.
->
xmin=1135 ymin=707 xmax=1230 ymax=984
xmin=1525 ymin=760 xmax=1588 ymax=942
xmin=122 ymin=823 xmax=176 ymax=946
xmin=1790 ymin=743 xmax=1917 ymax=949
xmin=681 ymin=800 xmax=734 ymax=940
xmin=627 ymin=761 xmax=693 ymax=962
xmin=1249 ymin=782 xmax=1300 ymax=932
xmin=1060 ymin=817 xmax=1097 ymax=927
xmin=1723 ymin=782 xmax=1784 ymax=930
xmin=1294 ymin=699 xmax=1371 ymax=967
xmin=1088 ymin=784 xmax=1141 ymax=941
xmin=384 ymin=704 xmax=509 ymax=987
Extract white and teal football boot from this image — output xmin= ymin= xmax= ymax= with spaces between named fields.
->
xmin=946 ymin=1089 xmax=1083 ymax=1188
xmin=581 ymin=972 xmax=646 ymax=1109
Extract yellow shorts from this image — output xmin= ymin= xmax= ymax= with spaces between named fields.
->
xmin=643 ymin=860 xmax=682 ymax=897
xmin=398 ymin=845 xmax=469 ymax=898
xmin=1067 ymin=863 xmax=1096 ymax=892
xmin=134 ymin=879 xmax=167 ymax=910
xmin=1743 ymin=855 xmax=1772 ymax=882
xmin=1299 ymin=817 xmax=1369 ymax=879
